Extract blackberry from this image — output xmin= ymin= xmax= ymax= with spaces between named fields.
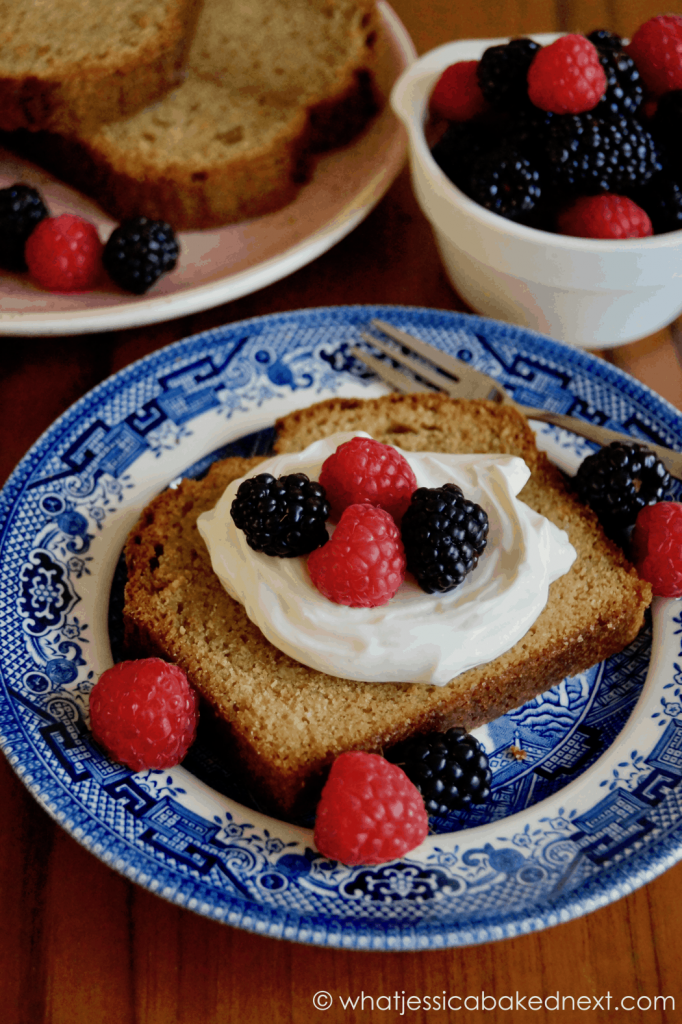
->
xmin=401 ymin=483 xmax=489 ymax=594
xmin=546 ymin=113 xmax=660 ymax=194
xmin=386 ymin=728 xmax=492 ymax=816
xmin=431 ymin=120 xmax=494 ymax=192
xmin=589 ymin=36 xmax=643 ymax=119
xmin=512 ymin=106 xmax=556 ymax=148
xmin=467 ymin=144 xmax=543 ymax=223
xmin=586 ymin=29 xmax=624 ymax=52
xmin=0 ymin=183 xmax=49 ymax=272
xmin=574 ymin=442 xmax=670 ymax=536
xmin=230 ymin=472 xmax=330 ymax=557
xmin=649 ymin=90 xmax=682 ymax=170
xmin=102 ymin=216 xmax=179 ymax=294
xmin=635 ymin=173 xmax=682 ymax=234
xmin=477 ymin=38 xmax=540 ymax=110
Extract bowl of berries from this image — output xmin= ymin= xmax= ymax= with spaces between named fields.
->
xmin=391 ymin=16 xmax=682 ymax=349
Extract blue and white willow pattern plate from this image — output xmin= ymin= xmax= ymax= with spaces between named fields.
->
xmin=2 ymin=305 xmax=682 ymax=951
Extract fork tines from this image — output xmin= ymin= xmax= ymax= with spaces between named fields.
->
xmin=353 ymin=319 xmax=502 ymax=402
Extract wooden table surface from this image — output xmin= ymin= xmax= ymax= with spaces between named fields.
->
xmin=2 ymin=2 xmax=682 ymax=1022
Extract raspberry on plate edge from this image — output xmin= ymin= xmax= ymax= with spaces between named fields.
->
xmin=24 ymin=213 xmax=103 ymax=293
xmin=632 ymin=501 xmax=682 ymax=598
xmin=313 ymin=751 xmax=429 ymax=865
xmin=89 ymin=658 xmax=199 ymax=772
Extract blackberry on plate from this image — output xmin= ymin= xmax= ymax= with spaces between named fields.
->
xmin=401 ymin=482 xmax=489 ymax=594
xmin=476 ymin=38 xmax=541 ymax=110
xmin=102 ymin=216 xmax=179 ymax=294
xmin=386 ymin=728 xmax=492 ymax=816
xmin=587 ymin=32 xmax=643 ymax=119
xmin=467 ymin=144 xmax=544 ymax=223
xmin=546 ymin=112 xmax=660 ymax=194
xmin=574 ymin=441 xmax=670 ymax=536
xmin=0 ymin=183 xmax=49 ymax=272
xmin=230 ymin=472 xmax=330 ymax=557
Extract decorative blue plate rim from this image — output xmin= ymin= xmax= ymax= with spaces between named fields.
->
xmin=2 ymin=303 xmax=682 ymax=951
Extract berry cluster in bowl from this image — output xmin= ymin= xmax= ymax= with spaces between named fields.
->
xmin=429 ymin=15 xmax=682 ymax=238
xmin=0 ymin=182 xmax=179 ymax=293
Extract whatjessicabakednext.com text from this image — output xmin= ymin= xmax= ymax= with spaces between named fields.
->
xmin=311 ymin=989 xmax=675 ymax=1013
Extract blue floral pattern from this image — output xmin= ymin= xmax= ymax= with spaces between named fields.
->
xmin=1 ymin=305 xmax=682 ymax=950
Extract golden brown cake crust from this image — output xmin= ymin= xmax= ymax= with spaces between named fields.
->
xmin=0 ymin=0 xmax=203 ymax=133
xmin=123 ymin=395 xmax=652 ymax=819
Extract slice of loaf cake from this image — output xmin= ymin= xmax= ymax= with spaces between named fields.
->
xmin=122 ymin=394 xmax=651 ymax=819
xmin=0 ymin=0 xmax=203 ymax=133
xmin=24 ymin=0 xmax=380 ymax=229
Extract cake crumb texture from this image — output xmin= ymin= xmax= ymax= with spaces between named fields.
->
xmin=123 ymin=395 xmax=652 ymax=818
xmin=0 ymin=0 xmax=204 ymax=133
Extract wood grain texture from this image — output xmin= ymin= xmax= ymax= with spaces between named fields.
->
xmin=2 ymin=1 xmax=682 ymax=1022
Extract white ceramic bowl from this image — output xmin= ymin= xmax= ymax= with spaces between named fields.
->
xmin=391 ymin=35 xmax=682 ymax=349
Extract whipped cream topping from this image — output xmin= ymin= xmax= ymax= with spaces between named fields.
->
xmin=197 ymin=432 xmax=576 ymax=686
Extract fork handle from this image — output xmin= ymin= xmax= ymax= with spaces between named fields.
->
xmin=515 ymin=404 xmax=682 ymax=478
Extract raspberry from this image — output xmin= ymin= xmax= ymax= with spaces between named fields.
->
xmin=557 ymin=194 xmax=653 ymax=238
xmin=319 ymin=436 xmax=417 ymax=522
xmin=430 ymin=61 xmax=488 ymax=121
xmin=313 ymin=751 xmax=428 ymax=865
xmin=632 ymin=502 xmax=682 ymax=597
xmin=24 ymin=213 xmax=102 ymax=292
xmin=527 ymin=34 xmax=608 ymax=114
xmin=307 ymin=503 xmax=405 ymax=607
xmin=89 ymin=658 xmax=199 ymax=771
xmin=627 ymin=15 xmax=682 ymax=98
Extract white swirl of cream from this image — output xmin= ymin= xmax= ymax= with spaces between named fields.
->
xmin=197 ymin=432 xmax=576 ymax=685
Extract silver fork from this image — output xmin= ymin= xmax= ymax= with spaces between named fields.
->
xmin=351 ymin=319 xmax=682 ymax=479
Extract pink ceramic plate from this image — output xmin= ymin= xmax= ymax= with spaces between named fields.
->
xmin=0 ymin=3 xmax=414 ymax=337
